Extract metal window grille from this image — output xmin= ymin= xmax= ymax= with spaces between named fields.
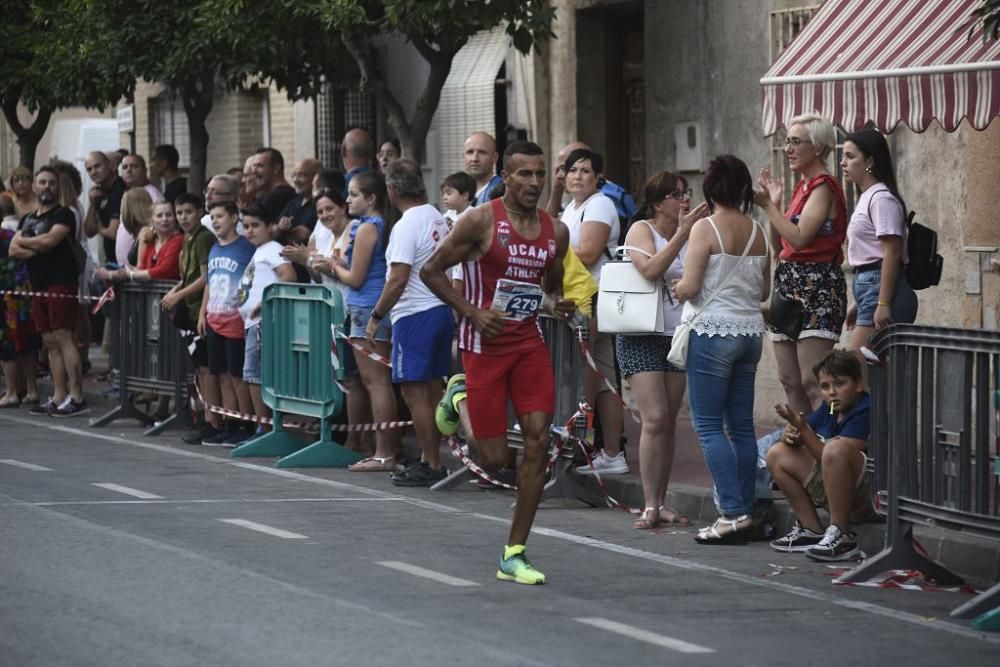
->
xmin=767 ymin=5 xmax=857 ymax=213
xmin=315 ymin=81 xmax=376 ymax=170
xmin=150 ymin=92 xmax=191 ymax=168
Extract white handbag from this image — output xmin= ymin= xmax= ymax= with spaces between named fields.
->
xmin=667 ymin=219 xmax=759 ymax=370
xmin=597 ymin=245 xmax=663 ymax=335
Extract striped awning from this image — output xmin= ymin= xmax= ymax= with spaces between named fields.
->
xmin=761 ymin=0 xmax=1000 ymax=135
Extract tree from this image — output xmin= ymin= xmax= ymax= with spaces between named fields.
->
xmin=0 ymin=2 xmax=132 ymax=169
xmin=971 ymin=0 xmax=1000 ymax=41
xmin=301 ymin=0 xmax=556 ymax=162
xmin=87 ymin=1 xmax=356 ymax=192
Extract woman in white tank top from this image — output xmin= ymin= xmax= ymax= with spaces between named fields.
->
xmin=673 ymin=155 xmax=771 ymax=544
xmin=616 ymin=172 xmax=710 ymax=529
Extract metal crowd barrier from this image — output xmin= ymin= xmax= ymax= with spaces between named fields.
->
xmin=92 ymin=281 xmax=193 ymax=436
xmin=836 ymin=324 xmax=1000 ymax=620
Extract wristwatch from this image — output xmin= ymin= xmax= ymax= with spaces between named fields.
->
xmin=370 ymin=309 xmax=383 ymax=322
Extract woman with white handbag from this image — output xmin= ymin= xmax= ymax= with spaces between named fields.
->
xmin=615 ymin=172 xmax=709 ymax=529
xmin=671 ymin=155 xmax=771 ymax=545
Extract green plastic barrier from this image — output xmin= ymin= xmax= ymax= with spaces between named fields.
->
xmin=231 ymin=283 xmax=362 ymax=467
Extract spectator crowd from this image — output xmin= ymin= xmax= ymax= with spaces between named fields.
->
xmin=0 ymin=114 xmax=926 ymax=581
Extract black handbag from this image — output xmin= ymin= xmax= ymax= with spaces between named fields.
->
xmin=769 ymin=290 xmax=804 ymax=340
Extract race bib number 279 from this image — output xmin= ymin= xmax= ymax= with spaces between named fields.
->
xmin=491 ymin=279 xmax=544 ymax=321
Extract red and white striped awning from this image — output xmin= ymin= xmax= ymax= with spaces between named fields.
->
xmin=761 ymin=0 xmax=1000 ymax=135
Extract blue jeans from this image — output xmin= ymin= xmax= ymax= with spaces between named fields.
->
xmin=686 ymin=333 xmax=762 ymax=517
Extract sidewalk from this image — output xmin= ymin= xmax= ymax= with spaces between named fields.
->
xmin=42 ymin=345 xmax=1000 ymax=591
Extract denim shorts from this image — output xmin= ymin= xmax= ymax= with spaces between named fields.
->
xmin=243 ymin=323 xmax=262 ymax=384
xmin=346 ymin=304 xmax=392 ymax=342
xmin=852 ymin=267 xmax=918 ymax=327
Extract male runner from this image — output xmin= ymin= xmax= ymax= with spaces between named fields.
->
xmin=421 ymin=141 xmax=574 ymax=585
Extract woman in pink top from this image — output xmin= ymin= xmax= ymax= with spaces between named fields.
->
xmin=841 ymin=129 xmax=917 ymax=350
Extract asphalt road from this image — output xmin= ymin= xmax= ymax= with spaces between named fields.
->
xmin=1 ymin=412 xmax=998 ymax=666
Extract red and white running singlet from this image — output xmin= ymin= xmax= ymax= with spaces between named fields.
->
xmin=459 ymin=198 xmax=557 ymax=355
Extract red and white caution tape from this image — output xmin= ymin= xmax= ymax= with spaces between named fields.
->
xmin=335 ymin=330 xmax=392 ymax=368
xmin=191 ymin=379 xmax=412 ymax=432
xmin=0 ymin=286 xmax=115 ymax=314
xmin=828 ymin=567 xmax=978 ymax=594
xmin=571 ymin=325 xmax=641 ymax=423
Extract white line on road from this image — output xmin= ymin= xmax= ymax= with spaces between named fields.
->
xmin=574 ymin=617 xmax=715 ymax=654
xmin=376 ymin=561 xmax=481 ymax=587
xmin=91 ymin=483 xmax=163 ymax=499
xmin=0 ymin=459 xmax=53 ymax=472
xmin=218 ymin=518 xmax=309 ymax=539
xmin=6 ymin=413 xmax=1000 ymax=647
xmin=12 ymin=497 xmax=403 ymax=507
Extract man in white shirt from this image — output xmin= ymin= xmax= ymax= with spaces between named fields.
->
xmin=367 ymin=158 xmax=452 ymax=486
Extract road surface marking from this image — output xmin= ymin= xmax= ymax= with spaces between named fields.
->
xmin=12 ymin=497 xmax=402 ymax=507
xmin=91 ymin=483 xmax=163 ymax=499
xmin=376 ymin=561 xmax=481 ymax=587
xmin=6 ymin=414 xmax=1000 ymax=647
xmin=0 ymin=459 xmax=53 ymax=472
xmin=574 ymin=617 xmax=715 ymax=654
xmin=218 ymin=518 xmax=309 ymax=539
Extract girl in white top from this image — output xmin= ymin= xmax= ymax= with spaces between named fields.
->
xmin=559 ymin=148 xmax=625 ymax=474
xmin=618 ymin=172 xmax=710 ymax=529
xmin=674 ymin=155 xmax=771 ymax=545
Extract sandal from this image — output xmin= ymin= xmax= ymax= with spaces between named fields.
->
xmin=0 ymin=394 xmax=20 ymax=408
xmin=694 ymin=514 xmax=752 ymax=545
xmin=658 ymin=506 xmax=691 ymax=527
xmin=348 ymin=456 xmax=396 ymax=472
xmin=633 ymin=507 xmax=660 ymax=530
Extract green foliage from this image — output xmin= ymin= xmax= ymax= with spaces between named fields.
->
xmin=312 ymin=0 xmax=555 ymax=56
xmin=0 ymin=1 xmax=133 ymax=113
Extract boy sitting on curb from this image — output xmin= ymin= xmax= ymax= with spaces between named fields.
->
xmin=766 ymin=349 xmax=877 ymax=561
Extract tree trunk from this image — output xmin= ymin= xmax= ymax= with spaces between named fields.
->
xmin=179 ymin=69 xmax=216 ymax=194
xmin=1 ymin=97 xmax=52 ymax=171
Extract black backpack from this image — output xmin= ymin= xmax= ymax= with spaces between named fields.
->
xmin=903 ymin=211 xmax=943 ymax=290
xmin=867 ymin=193 xmax=942 ymax=290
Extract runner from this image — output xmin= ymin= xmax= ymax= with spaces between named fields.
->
xmin=421 ymin=141 xmax=575 ymax=585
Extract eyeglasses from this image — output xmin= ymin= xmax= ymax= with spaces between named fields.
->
xmin=667 ymin=188 xmax=693 ymax=200
xmin=784 ymin=137 xmax=813 ymax=148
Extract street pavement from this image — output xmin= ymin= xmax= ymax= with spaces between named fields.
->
xmin=1 ymin=411 xmax=999 ymax=666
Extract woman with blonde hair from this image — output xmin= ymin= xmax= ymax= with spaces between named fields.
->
xmin=6 ymin=166 xmax=37 ymax=218
xmin=757 ymin=113 xmax=848 ymax=414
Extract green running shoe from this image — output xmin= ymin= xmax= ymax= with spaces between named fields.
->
xmin=435 ymin=373 xmax=466 ymax=436
xmin=496 ymin=544 xmax=546 ymax=585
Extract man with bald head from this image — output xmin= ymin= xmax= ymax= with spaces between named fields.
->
xmin=277 ymin=158 xmax=322 ymax=243
xmin=340 ymin=128 xmax=374 ymax=196
xmin=83 ymin=150 xmax=126 ymax=264
xmin=463 ymin=132 xmax=502 ymax=206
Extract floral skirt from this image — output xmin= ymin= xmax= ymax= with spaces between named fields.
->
xmin=769 ymin=260 xmax=846 ymax=342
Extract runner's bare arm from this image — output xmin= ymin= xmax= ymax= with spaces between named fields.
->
xmin=420 ymin=205 xmax=504 ymax=337
xmin=542 ymin=221 xmax=575 ymax=319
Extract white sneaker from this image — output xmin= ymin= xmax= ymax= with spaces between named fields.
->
xmin=576 ymin=450 xmax=628 ymax=476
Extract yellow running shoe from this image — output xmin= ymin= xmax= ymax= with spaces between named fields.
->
xmin=435 ymin=373 xmax=466 ymax=436
xmin=496 ymin=544 xmax=546 ymax=585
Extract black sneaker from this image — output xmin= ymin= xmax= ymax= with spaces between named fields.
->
xmin=390 ymin=461 xmax=447 ymax=487
xmin=805 ymin=525 xmax=861 ymax=562
xmin=477 ymin=466 xmax=517 ymax=489
xmin=770 ymin=524 xmax=825 ymax=552
xmin=29 ymin=399 xmax=56 ymax=416
xmin=182 ymin=424 xmax=219 ymax=445
xmin=201 ymin=430 xmax=231 ymax=447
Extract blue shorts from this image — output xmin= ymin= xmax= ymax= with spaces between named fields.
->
xmin=853 ymin=266 xmax=917 ymax=327
xmin=391 ymin=305 xmax=453 ymax=383
xmin=347 ymin=303 xmax=392 ymax=342
xmin=243 ymin=323 xmax=262 ymax=384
